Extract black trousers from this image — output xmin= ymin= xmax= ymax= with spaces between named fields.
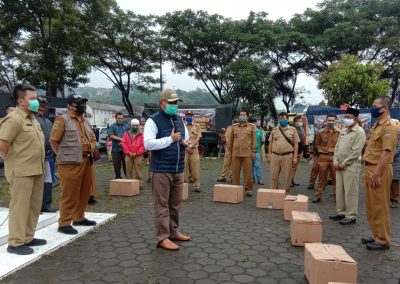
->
xmin=112 ymin=151 xmax=127 ymax=179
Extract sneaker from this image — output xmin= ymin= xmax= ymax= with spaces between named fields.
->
xmin=88 ymin=196 xmax=97 ymax=205
xmin=58 ymin=225 xmax=78 ymax=235
xmin=25 ymin=238 xmax=47 ymax=246
xmin=217 ymin=177 xmax=226 ymax=182
xmin=73 ymin=219 xmax=97 ymax=226
xmin=390 ymin=201 xmax=398 ymax=208
xmin=7 ymin=245 xmax=34 ymax=255
xmin=258 ymin=180 xmax=264 ymax=185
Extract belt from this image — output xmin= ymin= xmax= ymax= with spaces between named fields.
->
xmin=364 ymin=161 xmax=376 ymax=166
xmin=272 ymin=151 xmax=293 ymax=156
xmin=320 ymin=152 xmax=334 ymax=156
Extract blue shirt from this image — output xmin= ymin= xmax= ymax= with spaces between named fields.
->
xmin=108 ymin=122 xmax=130 ymax=152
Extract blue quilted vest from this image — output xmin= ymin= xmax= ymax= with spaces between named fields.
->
xmin=150 ymin=109 xmax=185 ymax=173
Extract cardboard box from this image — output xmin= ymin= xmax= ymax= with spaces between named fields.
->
xmin=284 ymin=194 xmax=309 ymax=221
xmin=257 ymin=189 xmax=286 ymax=209
xmin=213 ymin=184 xmax=243 ymax=204
xmin=305 ymin=243 xmax=358 ymax=284
xmin=291 ymin=211 xmax=322 ymax=246
xmin=109 ymin=179 xmax=140 ymax=196
xmin=182 ymin=183 xmax=189 ymax=201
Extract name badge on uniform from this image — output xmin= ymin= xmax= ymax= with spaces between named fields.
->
xmin=26 ymin=124 xmax=32 ymax=126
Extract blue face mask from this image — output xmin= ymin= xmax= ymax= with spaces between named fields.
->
xmin=186 ymin=117 xmax=193 ymax=123
xmin=279 ymin=119 xmax=288 ymax=127
xmin=29 ymin=99 xmax=40 ymax=112
xmin=371 ymin=106 xmax=384 ymax=118
xmin=165 ymin=104 xmax=178 ymax=115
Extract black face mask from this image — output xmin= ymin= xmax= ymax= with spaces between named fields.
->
xmin=75 ymin=105 xmax=86 ymax=115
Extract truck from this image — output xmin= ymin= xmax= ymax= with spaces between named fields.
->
xmin=142 ymin=103 xmax=233 ymax=157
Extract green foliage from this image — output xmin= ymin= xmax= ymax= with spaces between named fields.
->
xmin=318 ymin=54 xmax=390 ymax=107
xmin=87 ymin=8 xmax=160 ymax=114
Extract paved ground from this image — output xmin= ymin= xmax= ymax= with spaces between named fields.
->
xmin=2 ymin=158 xmax=400 ymax=284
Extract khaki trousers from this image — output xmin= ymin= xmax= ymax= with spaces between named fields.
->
xmin=270 ymin=153 xmax=293 ymax=193
xmin=364 ymin=164 xmax=392 ymax=245
xmin=290 ymin=154 xmax=300 ymax=183
xmin=231 ymin=156 xmax=252 ymax=192
xmin=315 ymin=155 xmax=336 ymax=197
xmin=390 ymin=180 xmax=399 ymax=203
xmin=309 ymin=156 xmax=319 ymax=185
xmin=151 ymin=172 xmax=183 ymax=243
xmin=219 ymin=152 xmax=232 ymax=179
xmin=126 ymin=155 xmax=143 ymax=180
xmin=184 ymin=148 xmax=200 ymax=188
xmin=58 ymin=157 xmax=92 ymax=227
xmin=8 ymin=174 xmax=44 ymax=246
xmin=336 ymin=168 xmax=359 ymax=219
xmin=90 ymin=165 xmax=97 ymax=197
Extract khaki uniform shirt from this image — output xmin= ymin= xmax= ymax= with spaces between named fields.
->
xmin=186 ymin=123 xmax=202 ymax=148
xmin=0 ymin=107 xmax=45 ymax=178
xmin=333 ymin=123 xmax=366 ymax=173
xmin=363 ymin=116 xmax=398 ymax=164
xmin=269 ymin=126 xmax=300 ymax=154
xmin=316 ymin=127 xmax=339 ymax=154
xmin=229 ymin=123 xmax=257 ymax=157
xmin=50 ymin=110 xmax=96 ymax=152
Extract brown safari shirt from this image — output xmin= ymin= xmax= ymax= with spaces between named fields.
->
xmin=316 ymin=127 xmax=339 ymax=154
xmin=269 ymin=126 xmax=300 ymax=154
xmin=186 ymin=123 xmax=202 ymax=148
xmin=229 ymin=123 xmax=256 ymax=157
xmin=0 ymin=107 xmax=45 ymax=178
xmin=363 ymin=116 xmax=398 ymax=164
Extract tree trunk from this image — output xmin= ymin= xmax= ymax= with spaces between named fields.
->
xmin=46 ymin=80 xmax=57 ymax=97
xmin=121 ymin=91 xmax=134 ymax=115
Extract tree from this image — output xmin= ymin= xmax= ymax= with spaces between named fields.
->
xmin=160 ymin=10 xmax=269 ymax=104
xmin=318 ymin=100 xmax=327 ymax=106
xmin=87 ymin=9 xmax=160 ymax=114
xmin=225 ymin=57 xmax=276 ymax=124
xmin=318 ymin=54 xmax=390 ymax=107
xmin=0 ymin=0 xmax=105 ymax=96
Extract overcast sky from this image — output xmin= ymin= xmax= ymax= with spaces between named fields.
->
xmin=87 ymin=0 xmax=325 ymax=108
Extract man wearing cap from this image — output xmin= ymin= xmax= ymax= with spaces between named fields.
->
xmin=36 ymin=96 xmax=57 ymax=213
xmin=108 ymin=112 xmax=130 ymax=179
xmin=0 ymin=84 xmax=46 ymax=255
xmin=329 ymin=108 xmax=366 ymax=225
xmin=144 ymin=89 xmax=190 ymax=251
xmin=50 ymin=93 xmax=97 ymax=235
xmin=184 ymin=110 xmax=202 ymax=192
xmin=121 ymin=118 xmax=145 ymax=181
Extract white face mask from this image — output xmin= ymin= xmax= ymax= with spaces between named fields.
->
xmin=344 ymin=118 xmax=354 ymax=127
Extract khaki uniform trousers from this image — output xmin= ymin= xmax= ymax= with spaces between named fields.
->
xmin=90 ymin=165 xmax=97 ymax=197
xmin=290 ymin=154 xmax=300 ymax=183
xmin=8 ymin=174 xmax=44 ymax=246
xmin=270 ymin=153 xmax=293 ymax=193
xmin=364 ymin=164 xmax=392 ymax=245
xmin=184 ymin=148 xmax=200 ymax=188
xmin=390 ymin=180 xmax=399 ymax=203
xmin=309 ymin=156 xmax=319 ymax=185
xmin=126 ymin=155 xmax=143 ymax=180
xmin=58 ymin=157 xmax=92 ymax=227
xmin=232 ymin=156 xmax=252 ymax=192
xmin=336 ymin=169 xmax=359 ymax=219
xmin=315 ymin=155 xmax=336 ymax=197
xmin=219 ymin=151 xmax=232 ymax=179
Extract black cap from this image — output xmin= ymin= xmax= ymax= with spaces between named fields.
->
xmin=346 ymin=107 xmax=359 ymax=117
xmin=67 ymin=93 xmax=88 ymax=104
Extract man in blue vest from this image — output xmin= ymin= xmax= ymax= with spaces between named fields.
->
xmin=144 ymin=89 xmax=190 ymax=251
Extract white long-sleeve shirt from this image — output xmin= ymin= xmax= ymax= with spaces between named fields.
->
xmin=144 ymin=117 xmax=189 ymax=151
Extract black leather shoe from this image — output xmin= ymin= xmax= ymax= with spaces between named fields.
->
xmin=146 ymin=177 xmax=151 ymax=183
xmin=88 ymin=196 xmax=97 ymax=205
xmin=390 ymin=201 xmax=398 ymax=208
xmin=312 ymin=197 xmax=321 ymax=203
xmin=7 ymin=245 xmax=34 ymax=255
xmin=246 ymin=191 xmax=253 ymax=197
xmin=366 ymin=241 xmax=390 ymax=250
xmin=339 ymin=217 xmax=356 ymax=225
xmin=73 ymin=219 xmax=97 ymax=226
xmin=194 ymin=187 xmax=200 ymax=192
xmin=329 ymin=214 xmax=345 ymax=221
xmin=258 ymin=180 xmax=264 ymax=185
xmin=307 ymin=184 xmax=314 ymax=190
xmin=292 ymin=181 xmax=300 ymax=186
xmin=25 ymin=238 xmax=47 ymax=246
xmin=217 ymin=178 xmax=226 ymax=182
xmin=41 ymin=207 xmax=57 ymax=213
xmin=361 ymin=236 xmax=374 ymax=244
xmin=327 ymin=180 xmax=334 ymax=185
xmin=58 ymin=225 xmax=78 ymax=235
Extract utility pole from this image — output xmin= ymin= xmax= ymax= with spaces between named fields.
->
xmin=159 ymin=46 xmax=163 ymax=91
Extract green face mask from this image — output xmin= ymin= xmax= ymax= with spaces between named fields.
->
xmin=29 ymin=99 xmax=40 ymax=112
xmin=165 ymin=104 xmax=178 ymax=115
xmin=131 ymin=127 xmax=138 ymax=133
